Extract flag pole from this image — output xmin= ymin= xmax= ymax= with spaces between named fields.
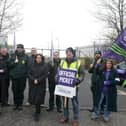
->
xmin=50 ymin=32 xmax=54 ymax=66
xmin=13 ymin=32 xmax=16 ymax=51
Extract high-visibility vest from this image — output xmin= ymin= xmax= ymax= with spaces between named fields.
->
xmin=60 ymin=59 xmax=81 ymax=79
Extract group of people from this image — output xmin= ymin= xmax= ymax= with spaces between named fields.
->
xmin=0 ymin=44 xmax=85 ymax=126
xmin=0 ymin=43 xmax=125 ymax=125
xmin=88 ymin=50 xmax=124 ymax=122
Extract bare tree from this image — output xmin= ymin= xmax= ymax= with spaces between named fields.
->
xmin=93 ymin=0 xmax=126 ymax=41
xmin=0 ymin=0 xmax=23 ymax=35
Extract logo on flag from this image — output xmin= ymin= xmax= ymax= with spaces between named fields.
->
xmin=103 ymin=27 xmax=126 ymax=61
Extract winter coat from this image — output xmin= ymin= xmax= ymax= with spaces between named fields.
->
xmin=0 ymin=53 xmax=9 ymax=79
xmin=48 ymin=58 xmax=61 ymax=82
xmin=28 ymin=62 xmax=48 ymax=105
xmin=88 ymin=58 xmax=104 ymax=86
xmin=9 ymin=50 xmax=29 ymax=79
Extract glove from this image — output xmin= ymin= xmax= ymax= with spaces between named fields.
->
xmin=74 ymin=79 xmax=80 ymax=86
xmin=104 ymin=80 xmax=110 ymax=86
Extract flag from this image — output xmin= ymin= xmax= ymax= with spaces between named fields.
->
xmin=103 ymin=27 xmax=126 ymax=62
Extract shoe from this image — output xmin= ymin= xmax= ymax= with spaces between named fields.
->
xmin=40 ymin=104 xmax=45 ymax=107
xmin=33 ymin=113 xmax=40 ymax=122
xmin=59 ymin=116 xmax=69 ymax=123
xmin=18 ymin=106 xmax=23 ymax=111
xmin=1 ymin=103 xmax=10 ymax=107
xmin=72 ymin=120 xmax=79 ymax=126
xmin=13 ymin=106 xmax=18 ymax=110
xmin=91 ymin=112 xmax=99 ymax=119
xmin=57 ymin=108 xmax=62 ymax=113
xmin=46 ymin=108 xmax=53 ymax=112
xmin=103 ymin=115 xmax=110 ymax=122
xmin=88 ymin=108 xmax=94 ymax=112
xmin=26 ymin=102 xmax=30 ymax=106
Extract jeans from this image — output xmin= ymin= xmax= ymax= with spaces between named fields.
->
xmin=63 ymin=88 xmax=79 ymax=120
xmin=95 ymin=93 xmax=111 ymax=117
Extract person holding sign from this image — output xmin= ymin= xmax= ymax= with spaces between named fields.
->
xmin=57 ymin=47 xmax=85 ymax=126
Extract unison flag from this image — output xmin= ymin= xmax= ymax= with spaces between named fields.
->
xmin=103 ymin=27 xmax=126 ymax=62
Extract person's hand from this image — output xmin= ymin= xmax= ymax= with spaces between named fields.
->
xmin=0 ymin=69 xmax=4 ymax=73
xmin=104 ymin=80 xmax=110 ymax=85
xmin=90 ymin=64 xmax=93 ymax=68
xmin=14 ymin=59 xmax=19 ymax=63
xmin=34 ymin=79 xmax=38 ymax=84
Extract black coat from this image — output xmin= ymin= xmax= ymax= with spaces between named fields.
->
xmin=0 ymin=53 xmax=9 ymax=79
xmin=28 ymin=62 xmax=48 ymax=105
xmin=48 ymin=59 xmax=61 ymax=82
xmin=88 ymin=58 xmax=104 ymax=86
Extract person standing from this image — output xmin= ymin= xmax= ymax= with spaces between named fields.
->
xmin=59 ymin=47 xmax=85 ymax=126
xmin=91 ymin=59 xmax=119 ymax=122
xmin=9 ymin=44 xmax=29 ymax=110
xmin=28 ymin=54 xmax=48 ymax=121
xmin=0 ymin=48 xmax=10 ymax=106
xmin=47 ymin=51 xmax=62 ymax=113
xmin=88 ymin=50 xmax=105 ymax=112
xmin=26 ymin=47 xmax=37 ymax=106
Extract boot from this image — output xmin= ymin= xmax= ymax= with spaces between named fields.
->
xmin=72 ymin=120 xmax=79 ymax=126
xmin=33 ymin=113 xmax=40 ymax=122
xmin=59 ymin=116 xmax=69 ymax=123
xmin=46 ymin=107 xmax=54 ymax=112
xmin=57 ymin=108 xmax=62 ymax=113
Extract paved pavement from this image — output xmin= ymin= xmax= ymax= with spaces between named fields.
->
xmin=0 ymin=106 xmax=126 ymax=126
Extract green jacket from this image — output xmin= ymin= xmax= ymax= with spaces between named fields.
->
xmin=9 ymin=50 xmax=29 ymax=79
xmin=88 ymin=58 xmax=104 ymax=86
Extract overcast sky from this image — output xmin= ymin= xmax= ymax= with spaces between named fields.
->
xmin=9 ymin=0 xmax=103 ymax=50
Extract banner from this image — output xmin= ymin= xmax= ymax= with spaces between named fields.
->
xmin=54 ymin=68 xmax=77 ymax=98
xmin=103 ymin=27 xmax=126 ymax=62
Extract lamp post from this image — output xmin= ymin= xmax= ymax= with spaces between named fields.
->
xmin=47 ymin=41 xmax=50 ymax=56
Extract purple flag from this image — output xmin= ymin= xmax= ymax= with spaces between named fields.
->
xmin=115 ymin=27 xmax=126 ymax=50
xmin=103 ymin=27 xmax=126 ymax=62
xmin=103 ymin=49 xmax=124 ymax=61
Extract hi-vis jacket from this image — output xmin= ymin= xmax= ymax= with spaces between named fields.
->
xmin=60 ymin=58 xmax=85 ymax=86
